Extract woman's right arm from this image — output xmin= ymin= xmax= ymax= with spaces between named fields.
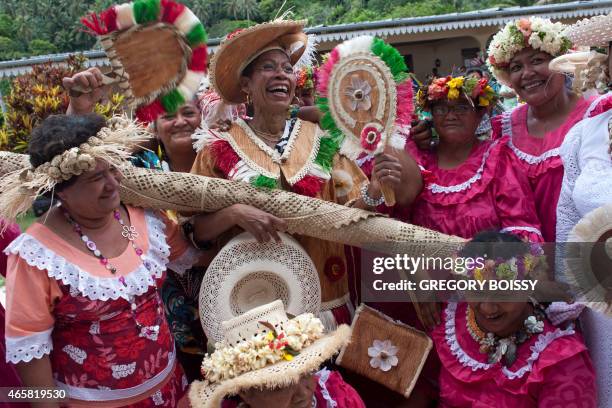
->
xmin=63 ymin=67 xmax=109 ymax=115
xmin=15 ymin=357 xmax=59 ymax=408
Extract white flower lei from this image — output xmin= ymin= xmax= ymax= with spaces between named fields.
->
xmin=201 ymin=314 xmax=324 ymax=384
xmin=487 ymin=17 xmax=572 ymax=82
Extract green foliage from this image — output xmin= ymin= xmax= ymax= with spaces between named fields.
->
xmin=207 ymin=19 xmax=257 ymax=38
xmin=0 ymin=0 xmax=562 ymax=61
xmin=28 ymin=39 xmax=58 ymax=56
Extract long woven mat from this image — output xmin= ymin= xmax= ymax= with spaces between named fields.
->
xmin=0 ymin=151 xmax=465 ymax=257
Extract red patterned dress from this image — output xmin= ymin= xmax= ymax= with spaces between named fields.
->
xmin=4 ymin=207 xmax=200 ymax=407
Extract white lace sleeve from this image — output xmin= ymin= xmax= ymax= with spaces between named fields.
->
xmin=167 ymin=246 xmax=201 ymax=276
xmin=5 ymin=329 xmax=53 ymax=364
xmin=556 ymin=123 xmax=583 ymax=244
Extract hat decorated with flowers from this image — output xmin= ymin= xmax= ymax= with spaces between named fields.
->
xmin=486 ymin=17 xmax=572 ymax=85
xmin=81 ymin=0 xmax=208 ymax=123
xmin=416 ymin=75 xmax=497 ymax=110
xmin=188 ymin=300 xmax=351 ymax=408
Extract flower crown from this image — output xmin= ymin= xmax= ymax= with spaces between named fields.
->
xmin=416 ymin=76 xmax=497 ymax=109
xmin=200 ymin=313 xmax=324 ymax=384
xmin=296 ymin=66 xmax=315 ymax=90
xmin=487 ymin=17 xmax=572 ymax=83
xmin=456 ymin=243 xmax=548 ymax=282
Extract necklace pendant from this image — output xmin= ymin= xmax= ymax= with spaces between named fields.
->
xmin=479 ymin=344 xmax=491 ymax=354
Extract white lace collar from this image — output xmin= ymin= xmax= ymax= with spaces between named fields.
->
xmin=5 ymin=210 xmax=172 ymax=302
xmin=444 ymin=302 xmax=575 ymax=380
xmin=427 ymin=139 xmax=500 ymax=194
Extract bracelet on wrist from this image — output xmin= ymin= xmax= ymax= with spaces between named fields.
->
xmin=181 ymin=217 xmax=214 ymax=250
xmin=360 ymin=182 xmax=385 ymax=207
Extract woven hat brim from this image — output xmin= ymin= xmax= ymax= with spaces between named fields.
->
xmin=210 ymin=20 xmax=307 ymax=104
xmin=566 ymin=13 xmax=612 ymax=46
xmin=188 ymin=324 xmax=351 ymax=408
xmin=564 ymin=203 xmax=612 ymax=316
xmin=549 ymin=51 xmax=591 ymax=73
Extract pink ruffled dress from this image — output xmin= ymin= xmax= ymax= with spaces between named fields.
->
xmin=432 ymin=302 xmax=597 ymax=408
xmin=490 ymin=96 xmax=599 ymax=242
xmin=405 ymin=137 xmax=543 ymax=241
xmin=221 ymin=369 xmax=365 ymax=408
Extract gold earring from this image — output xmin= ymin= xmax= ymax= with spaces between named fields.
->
xmin=246 ymin=92 xmax=252 ymax=106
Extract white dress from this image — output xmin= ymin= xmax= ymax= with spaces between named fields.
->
xmin=557 ymin=103 xmax=612 ymax=408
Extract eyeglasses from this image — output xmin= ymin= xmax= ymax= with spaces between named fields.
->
xmin=431 ymin=104 xmax=474 ymax=116
xmin=256 ymin=62 xmax=294 ymax=75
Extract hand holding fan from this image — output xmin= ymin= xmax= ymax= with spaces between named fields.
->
xmin=79 ymin=0 xmax=208 ymax=122
xmin=317 ymin=36 xmax=414 ymax=206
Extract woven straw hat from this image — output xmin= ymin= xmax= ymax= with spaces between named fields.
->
xmin=209 ymin=19 xmax=309 ymax=104
xmin=549 ymin=51 xmax=593 ymax=74
xmin=563 ymin=203 xmax=612 ymax=316
xmin=199 ymin=232 xmax=321 ymax=343
xmin=565 ymin=13 xmax=612 ymax=47
xmin=189 ymin=300 xmax=351 ymax=408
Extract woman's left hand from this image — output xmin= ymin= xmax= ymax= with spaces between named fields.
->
xmin=372 ymin=153 xmax=403 ymax=190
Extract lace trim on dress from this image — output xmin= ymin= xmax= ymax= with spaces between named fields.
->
xmin=500 ymin=226 xmax=543 ymax=238
xmin=5 ymin=328 xmax=54 ymax=364
xmin=444 ymin=303 xmax=576 ymax=379
xmin=317 ymin=368 xmax=338 ymax=408
xmin=4 ymin=211 xmax=171 ymax=302
xmin=167 ymin=246 xmax=201 ymax=276
xmin=501 ymin=109 xmax=560 ymax=165
xmin=428 ymin=139 xmax=501 ymax=194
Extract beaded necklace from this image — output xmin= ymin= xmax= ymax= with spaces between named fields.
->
xmin=63 ymin=207 xmax=162 ymax=341
xmin=466 ymin=305 xmax=545 ymax=366
xmin=62 ymin=208 xmax=145 ymax=274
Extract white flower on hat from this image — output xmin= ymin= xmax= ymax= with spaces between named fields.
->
xmin=368 ymin=339 xmax=399 ymax=372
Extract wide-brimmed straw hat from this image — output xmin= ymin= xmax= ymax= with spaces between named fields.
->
xmin=209 ymin=19 xmax=310 ymax=104
xmin=199 ymin=232 xmax=321 ymax=343
xmin=565 ymin=13 xmax=612 ymax=47
xmin=189 ymin=300 xmax=351 ymax=408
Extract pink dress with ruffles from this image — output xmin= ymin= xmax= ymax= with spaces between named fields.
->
xmin=432 ymin=302 xmax=597 ymax=408
xmin=491 ymin=97 xmax=597 ymax=242
xmin=405 ymin=137 xmax=543 ymax=241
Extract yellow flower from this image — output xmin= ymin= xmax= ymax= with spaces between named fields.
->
xmin=447 ymin=88 xmax=460 ymax=100
xmin=473 ymin=268 xmax=484 ymax=282
xmin=265 ymin=332 xmax=274 ymax=341
xmin=283 ymin=353 xmax=294 ymax=361
xmin=478 ymin=97 xmax=490 ymax=107
xmin=448 ymin=77 xmax=464 ymax=89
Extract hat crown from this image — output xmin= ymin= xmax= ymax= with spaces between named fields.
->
xmin=221 ymin=300 xmax=289 ymax=346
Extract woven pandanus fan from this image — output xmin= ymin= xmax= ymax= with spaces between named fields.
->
xmin=317 ymin=36 xmax=414 ymax=206
xmin=80 ymin=0 xmax=208 ymax=122
xmin=564 ymin=204 xmax=612 ymax=316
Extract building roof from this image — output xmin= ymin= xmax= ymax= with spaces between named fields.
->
xmin=1 ymin=0 xmax=610 ymax=78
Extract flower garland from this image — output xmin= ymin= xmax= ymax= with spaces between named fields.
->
xmin=416 ymin=76 xmax=497 ymax=110
xmin=316 ymin=36 xmax=413 ymax=159
xmin=82 ymin=0 xmax=208 ymax=123
xmin=296 ymin=66 xmax=316 ymax=91
xmin=486 ymin=17 xmax=572 ymax=84
xmin=455 ymin=243 xmax=548 ymax=282
xmin=201 ymin=313 xmax=324 ymax=383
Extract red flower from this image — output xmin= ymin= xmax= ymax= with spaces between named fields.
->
xmin=471 ymin=78 xmax=489 ymax=98
xmin=360 ymin=126 xmax=382 ymax=152
xmin=324 ymin=256 xmax=346 ymax=282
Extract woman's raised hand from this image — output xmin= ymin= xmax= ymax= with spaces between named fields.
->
xmin=410 ymin=119 xmax=433 ymax=150
xmin=63 ymin=67 xmax=109 ymax=115
xmin=231 ymin=204 xmax=288 ymax=243
xmin=372 ymin=153 xmax=403 ymax=192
